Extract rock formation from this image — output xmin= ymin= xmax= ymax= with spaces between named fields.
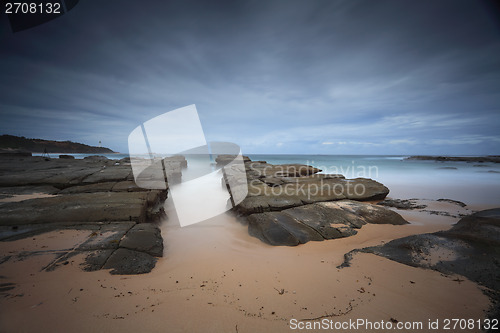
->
xmin=223 ymin=158 xmax=407 ymax=246
xmin=0 ymin=154 xmax=175 ymax=274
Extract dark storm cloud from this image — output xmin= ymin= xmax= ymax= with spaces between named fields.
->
xmin=1 ymin=0 xmax=499 ymax=154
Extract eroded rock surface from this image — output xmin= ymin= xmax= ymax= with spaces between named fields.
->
xmin=0 ymin=155 xmax=168 ymax=274
xmin=227 ymin=159 xmax=395 ymax=245
xmin=234 ymin=161 xmax=389 ymax=215
xmin=0 ymin=221 xmax=164 ymax=275
xmin=248 ymin=200 xmax=408 ymax=246
xmin=0 ymin=191 xmax=166 ymax=225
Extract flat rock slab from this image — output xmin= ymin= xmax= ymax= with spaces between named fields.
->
xmin=81 ymin=165 xmax=132 ymax=183
xmin=248 ymin=200 xmax=408 ymax=246
xmin=77 ymin=222 xmax=136 ymax=251
xmin=0 ymin=221 xmax=163 ymax=275
xmin=248 ymin=212 xmax=323 ymax=246
xmin=0 ymin=191 xmax=165 ymax=225
xmin=58 ymin=182 xmax=116 ymax=194
xmin=0 ymin=156 xmax=133 ymax=187
xmin=82 ymin=249 xmax=116 ymax=272
xmin=57 ymin=181 xmax=143 ymax=194
xmin=119 ymin=223 xmax=163 ymax=256
xmin=237 ymin=178 xmax=390 ymax=215
xmin=0 ymin=166 xmax=104 ymax=187
xmin=102 ymin=248 xmax=157 ymax=275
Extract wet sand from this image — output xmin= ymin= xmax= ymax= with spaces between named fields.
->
xmin=0 ymin=197 xmax=493 ymax=333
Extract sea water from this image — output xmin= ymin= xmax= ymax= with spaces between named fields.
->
xmin=38 ymin=152 xmax=500 ymax=207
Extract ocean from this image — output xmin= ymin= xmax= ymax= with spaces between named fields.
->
xmin=34 ymin=152 xmax=500 ymax=207
xmin=248 ymin=154 xmax=500 ymax=207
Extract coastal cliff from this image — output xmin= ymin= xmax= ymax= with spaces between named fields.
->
xmin=0 ymin=134 xmax=115 ymax=154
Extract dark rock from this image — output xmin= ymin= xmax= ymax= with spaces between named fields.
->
xmin=0 ymin=191 xmax=163 ymax=225
xmin=236 ymin=195 xmax=304 ymax=215
xmin=325 ymin=200 xmax=408 ymax=226
xmin=0 ymin=158 xmax=104 ymax=187
xmin=236 ymin=177 xmax=389 ymax=215
xmin=82 ymin=249 xmax=115 ymax=272
xmin=102 ymin=248 xmax=157 ymax=275
xmin=111 ymin=181 xmax=142 ymax=192
xmin=59 ymin=155 xmax=75 ymax=159
xmin=445 ymin=208 xmax=500 ymax=244
xmin=248 ymin=213 xmax=299 ymax=246
xmin=246 ymin=200 xmax=407 ymax=246
xmin=437 ymin=167 xmax=457 ymax=170
xmin=58 ymin=182 xmax=116 ymax=194
xmin=77 ymin=222 xmax=135 ymax=251
xmin=342 ymin=178 xmax=390 ymax=201
xmin=0 ymin=220 xmax=163 ymax=275
xmin=436 ymin=198 xmax=467 ymax=207
xmin=119 ymin=223 xmax=163 ymax=256
xmin=131 ymin=158 xmax=181 ymax=188
xmin=378 ymin=198 xmax=427 ymax=210
xmin=248 ymin=212 xmax=323 ymax=246
xmin=82 ymin=165 xmax=131 ymax=183
xmin=283 ymin=204 xmax=355 ymax=239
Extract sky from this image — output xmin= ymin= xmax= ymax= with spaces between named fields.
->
xmin=1 ymin=0 xmax=500 ymax=155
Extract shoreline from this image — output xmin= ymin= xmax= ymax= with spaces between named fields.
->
xmin=0 ymin=154 xmax=498 ymax=332
xmin=0 ymin=199 xmax=493 ymax=333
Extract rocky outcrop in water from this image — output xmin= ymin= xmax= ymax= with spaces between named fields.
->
xmin=225 ymin=158 xmax=404 ymax=246
xmin=233 ymin=161 xmax=390 ymax=215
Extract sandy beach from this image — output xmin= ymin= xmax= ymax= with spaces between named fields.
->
xmin=0 ymin=195 xmax=493 ymax=333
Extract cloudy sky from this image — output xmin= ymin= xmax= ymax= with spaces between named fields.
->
xmin=1 ymin=0 xmax=499 ymax=155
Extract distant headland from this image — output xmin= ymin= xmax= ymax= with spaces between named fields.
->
xmin=406 ymin=155 xmax=500 ymax=163
xmin=0 ymin=134 xmax=115 ymax=154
